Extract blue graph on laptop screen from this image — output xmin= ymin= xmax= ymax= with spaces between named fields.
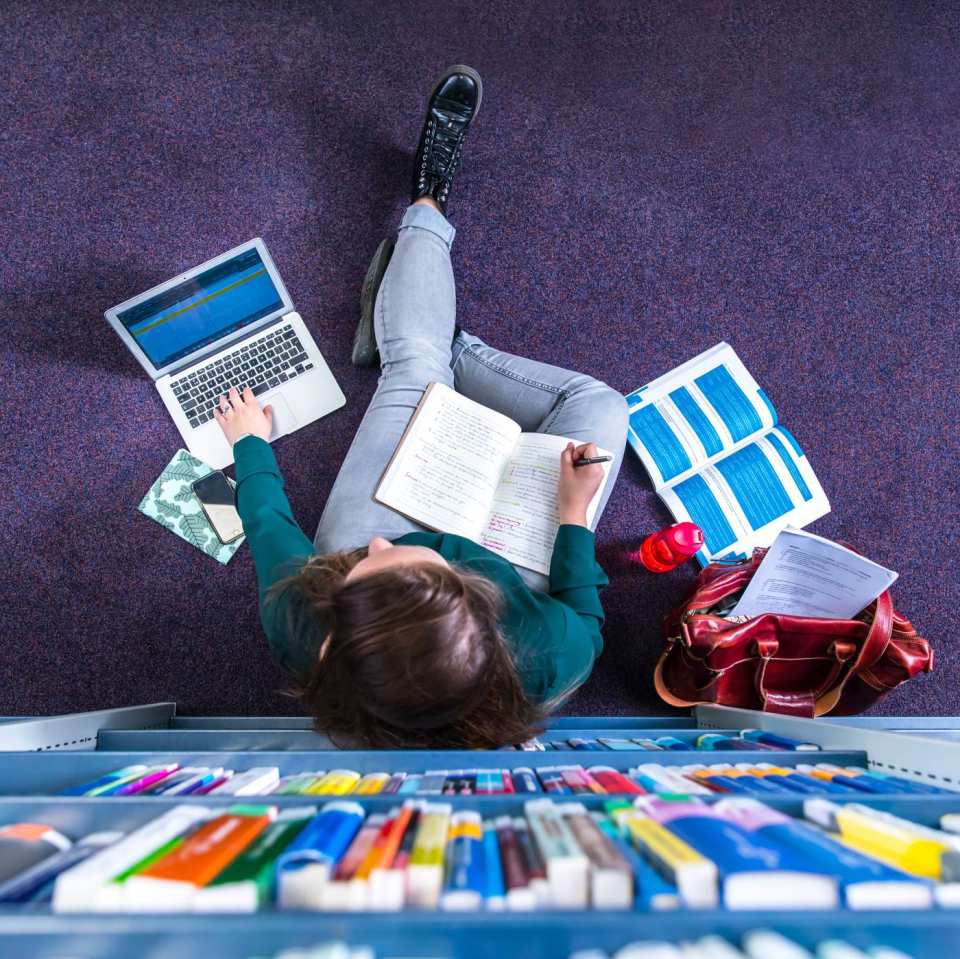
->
xmin=117 ymin=248 xmax=284 ymax=369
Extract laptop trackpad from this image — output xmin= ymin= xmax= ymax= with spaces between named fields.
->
xmin=267 ymin=394 xmax=298 ymax=439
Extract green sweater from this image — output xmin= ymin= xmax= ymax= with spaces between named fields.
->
xmin=234 ymin=435 xmax=609 ymax=703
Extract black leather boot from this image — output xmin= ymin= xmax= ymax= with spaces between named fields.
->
xmin=411 ymin=64 xmax=483 ymax=213
xmin=352 ymin=237 xmax=395 ymax=367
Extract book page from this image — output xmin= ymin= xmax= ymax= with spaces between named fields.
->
xmin=479 ymin=434 xmax=612 ymax=575
xmin=659 ymin=426 xmax=829 ymax=566
xmin=729 ymin=528 xmax=897 ymax=619
xmin=625 ymin=342 xmax=778 ymax=490
xmin=375 ymin=383 xmax=521 ymax=539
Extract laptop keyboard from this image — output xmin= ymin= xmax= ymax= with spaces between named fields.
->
xmin=170 ymin=325 xmax=313 ymax=429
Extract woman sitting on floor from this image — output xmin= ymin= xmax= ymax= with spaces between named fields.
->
xmin=214 ymin=66 xmax=629 ymax=748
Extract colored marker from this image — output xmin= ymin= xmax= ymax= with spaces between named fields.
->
xmin=525 ymin=799 xmax=589 ymax=908
xmin=270 ymin=772 xmax=324 ymax=796
xmin=107 ymin=765 xmax=179 ymax=797
xmin=568 ymin=738 xmax=604 ymax=751
xmin=558 ymin=803 xmax=632 ymax=909
xmin=512 ymin=816 xmax=549 ymax=905
xmin=209 ymin=767 xmax=280 ymax=796
xmin=637 ymin=764 xmax=712 ymax=796
xmin=417 ymin=771 xmax=448 ymax=796
xmin=305 ymin=770 xmax=361 ymax=796
xmin=275 ymin=801 xmax=365 ymax=908
xmin=397 ymin=774 xmax=422 ymax=795
xmin=53 ymin=805 xmax=215 ymax=912
xmin=654 ymin=737 xmax=692 ymax=751
xmin=717 ymin=798 xmax=932 ymax=910
xmin=61 ymin=766 xmax=149 ymax=797
xmin=593 ymin=811 xmax=679 ymax=911
xmin=372 ymin=802 xmax=422 ymax=909
xmin=122 ymin=805 xmax=277 ymax=910
xmin=440 ymin=811 xmax=485 ymax=911
xmin=697 ymin=733 xmax=778 ymax=752
xmin=804 ymin=799 xmax=960 ymax=881
xmin=407 ymin=802 xmax=452 ymax=909
xmin=511 ymin=768 xmax=541 ymax=794
xmin=740 ymin=729 xmax=820 ymax=751
xmin=537 ymin=768 xmax=572 ymax=795
xmin=560 ymin=766 xmax=603 ymax=795
xmin=194 ymin=806 xmax=314 ymax=912
xmin=635 ymin=797 xmax=838 ymax=909
xmin=610 ymin=804 xmax=718 ymax=908
xmin=320 ymin=813 xmax=385 ymax=911
xmin=383 ymin=771 xmax=407 ymax=795
xmin=354 ymin=772 xmax=391 ymax=796
xmin=501 ymin=770 xmax=516 ymax=794
xmin=481 ymin=821 xmax=505 ymax=910
xmin=631 ymin=739 xmax=666 ymax=751
xmin=495 ymin=816 xmax=535 ymax=911
xmin=0 ymin=831 xmax=121 ymax=904
xmin=850 ymin=767 xmax=954 ymax=795
xmin=588 ymin=766 xmax=644 ymax=795
xmin=740 ymin=763 xmax=861 ymax=796
xmin=170 ymin=770 xmax=226 ymax=796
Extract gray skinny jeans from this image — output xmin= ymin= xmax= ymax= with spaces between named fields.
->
xmin=315 ymin=202 xmax=629 ymax=591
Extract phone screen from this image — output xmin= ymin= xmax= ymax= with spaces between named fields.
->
xmin=193 ymin=471 xmax=243 ymax=544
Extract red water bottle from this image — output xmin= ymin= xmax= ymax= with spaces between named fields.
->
xmin=634 ymin=522 xmax=704 ymax=572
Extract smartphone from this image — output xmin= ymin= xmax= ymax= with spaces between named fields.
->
xmin=192 ymin=471 xmax=243 ymax=544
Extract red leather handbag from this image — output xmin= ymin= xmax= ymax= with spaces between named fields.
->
xmin=654 ymin=549 xmax=934 ymax=717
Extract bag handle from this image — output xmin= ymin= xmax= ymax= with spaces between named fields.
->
xmin=813 ymin=588 xmax=894 ymax=715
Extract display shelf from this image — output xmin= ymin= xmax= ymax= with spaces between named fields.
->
xmin=0 ymin=747 xmax=874 ymax=797
xmin=3 ymin=707 xmax=960 ymax=959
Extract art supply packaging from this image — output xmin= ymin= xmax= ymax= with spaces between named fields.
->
xmin=139 ymin=449 xmax=245 ymax=564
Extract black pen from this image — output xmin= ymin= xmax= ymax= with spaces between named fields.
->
xmin=573 ymin=455 xmax=613 ymax=468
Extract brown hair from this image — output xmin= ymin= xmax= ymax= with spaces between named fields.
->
xmin=272 ymin=549 xmax=546 ymax=749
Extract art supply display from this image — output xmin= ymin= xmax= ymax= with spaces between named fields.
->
xmin=0 ymin=795 xmax=946 ymax=915
xmin=624 ymin=342 xmax=829 ymax=565
xmin=62 ymin=753 xmax=960 ymax=807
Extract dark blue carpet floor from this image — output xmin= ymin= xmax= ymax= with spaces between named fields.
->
xmin=2 ymin=1 xmax=958 ymax=717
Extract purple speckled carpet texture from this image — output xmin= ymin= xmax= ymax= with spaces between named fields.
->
xmin=2 ymin=2 xmax=958 ymax=717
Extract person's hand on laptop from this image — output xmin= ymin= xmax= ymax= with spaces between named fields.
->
xmin=213 ymin=387 xmax=273 ymax=446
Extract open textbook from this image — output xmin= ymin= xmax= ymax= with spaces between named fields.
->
xmin=625 ymin=343 xmax=829 ymax=566
xmin=375 ymin=383 xmax=612 ymax=575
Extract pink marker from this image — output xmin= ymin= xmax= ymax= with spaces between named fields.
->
xmin=191 ymin=771 xmax=234 ymax=795
xmin=115 ymin=764 xmax=179 ymax=796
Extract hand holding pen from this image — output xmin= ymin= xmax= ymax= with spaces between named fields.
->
xmin=557 ymin=441 xmax=610 ymax=528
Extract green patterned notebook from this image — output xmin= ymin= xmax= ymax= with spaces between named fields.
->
xmin=138 ymin=449 xmax=245 ymax=564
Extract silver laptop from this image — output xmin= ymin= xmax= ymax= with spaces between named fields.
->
xmin=106 ymin=238 xmax=346 ymax=469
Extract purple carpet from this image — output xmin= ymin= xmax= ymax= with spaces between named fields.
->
xmin=2 ymin=1 xmax=958 ymax=719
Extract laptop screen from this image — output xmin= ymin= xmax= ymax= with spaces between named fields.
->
xmin=116 ymin=248 xmax=285 ymax=369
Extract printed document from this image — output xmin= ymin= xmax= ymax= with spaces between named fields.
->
xmin=730 ymin=527 xmax=898 ymax=619
xmin=624 ymin=342 xmax=830 ymax=565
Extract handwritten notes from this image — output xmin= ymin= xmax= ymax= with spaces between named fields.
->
xmin=376 ymin=383 xmax=612 ymax=572
xmin=376 ymin=384 xmax=519 ymax=539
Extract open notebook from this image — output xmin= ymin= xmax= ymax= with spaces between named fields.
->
xmin=625 ymin=343 xmax=829 ymax=566
xmin=375 ymin=383 xmax=612 ymax=575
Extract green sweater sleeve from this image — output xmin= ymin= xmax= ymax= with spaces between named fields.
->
xmin=234 ymin=436 xmax=315 ymax=676
xmin=548 ymin=524 xmax=609 ymax=657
